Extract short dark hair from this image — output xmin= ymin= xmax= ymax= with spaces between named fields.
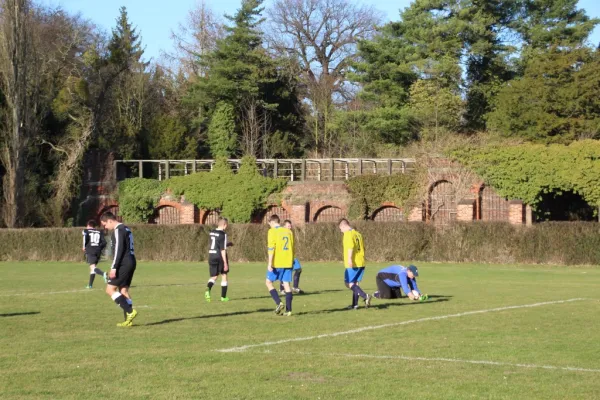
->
xmin=100 ymin=212 xmax=117 ymax=222
xmin=268 ymin=214 xmax=280 ymax=224
xmin=86 ymin=219 xmax=97 ymax=228
xmin=338 ymin=218 xmax=350 ymax=226
xmin=283 ymin=219 xmax=292 ymax=226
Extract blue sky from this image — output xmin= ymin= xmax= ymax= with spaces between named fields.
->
xmin=42 ymin=0 xmax=600 ymax=62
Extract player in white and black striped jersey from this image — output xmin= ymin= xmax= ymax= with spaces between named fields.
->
xmin=205 ymin=217 xmax=230 ymax=302
xmin=82 ymin=220 xmax=107 ymax=289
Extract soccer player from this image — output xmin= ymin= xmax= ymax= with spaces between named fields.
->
xmin=279 ymin=220 xmax=303 ymax=295
xmin=338 ymin=219 xmax=371 ymax=309
xmin=100 ymin=212 xmax=138 ymax=327
xmin=82 ymin=220 xmax=108 ymax=289
xmin=205 ymin=217 xmax=230 ymax=302
xmin=265 ymin=214 xmax=294 ymax=316
xmin=373 ymin=265 xmax=428 ymax=301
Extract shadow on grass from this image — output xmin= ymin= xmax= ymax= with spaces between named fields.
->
xmin=236 ymin=289 xmax=346 ymax=301
xmin=298 ymin=297 xmax=451 ymax=315
xmin=143 ymin=308 xmax=273 ymax=326
xmin=0 ymin=311 xmax=40 ymax=317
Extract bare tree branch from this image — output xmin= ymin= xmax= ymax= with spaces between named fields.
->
xmin=267 ymin=0 xmax=382 ymax=155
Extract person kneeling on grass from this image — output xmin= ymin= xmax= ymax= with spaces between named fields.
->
xmin=373 ymin=265 xmax=428 ymax=301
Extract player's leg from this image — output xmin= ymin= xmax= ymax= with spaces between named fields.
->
xmin=206 ymin=260 xmax=219 ymax=302
xmin=265 ymin=269 xmax=284 ymax=314
xmin=279 ymin=281 xmax=285 ymax=296
xmin=106 ymin=283 xmax=132 ymax=323
xmin=86 ymin=253 xmax=104 ymax=288
xmin=220 ymin=273 xmax=229 ymax=301
xmin=293 ymin=268 xmax=302 ymax=293
xmin=344 ymin=269 xmax=359 ymax=309
xmin=119 ymin=286 xmax=133 ymax=320
xmin=87 ymin=263 xmax=96 ymax=288
xmin=282 ymin=269 xmax=293 ymax=315
xmin=349 ymin=268 xmax=371 ymax=307
xmin=118 ymin=265 xmax=138 ymax=326
xmin=374 ymin=274 xmax=391 ymax=299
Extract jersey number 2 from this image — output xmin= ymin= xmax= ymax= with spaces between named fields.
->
xmin=283 ymin=236 xmax=289 ymax=250
xmin=355 ymin=237 xmax=361 ymax=251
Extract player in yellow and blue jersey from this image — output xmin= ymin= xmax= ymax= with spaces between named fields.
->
xmin=279 ymin=220 xmax=303 ymax=295
xmin=265 ymin=214 xmax=295 ymax=316
xmin=339 ymin=218 xmax=371 ymax=309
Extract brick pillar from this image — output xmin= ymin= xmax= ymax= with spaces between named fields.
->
xmin=456 ymin=199 xmax=475 ymax=222
xmin=525 ymin=204 xmax=533 ymax=226
xmin=179 ymin=202 xmax=196 ymax=224
xmin=508 ymin=200 xmax=525 ymax=225
xmin=288 ymin=204 xmax=307 ymax=226
xmin=407 ymin=206 xmax=424 ymax=222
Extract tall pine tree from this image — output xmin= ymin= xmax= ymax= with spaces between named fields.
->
xmin=186 ymin=0 xmax=304 ymax=158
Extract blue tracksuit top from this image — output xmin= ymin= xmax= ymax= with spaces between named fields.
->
xmin=378 ymin=265 xmax=420 ymax=294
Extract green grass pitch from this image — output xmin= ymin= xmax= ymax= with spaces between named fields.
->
xmin=1 ymin=261 xmax=600 ymax=399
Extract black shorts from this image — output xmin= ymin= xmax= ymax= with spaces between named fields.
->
xmin=86 ymin=252 xmax=101 ymax=265
xmin=107 ymin=261 xmax=136 ymax=287
xmin=376 ymin=274 xmax=403 ymax=299
xmin=209 ymin=258 xmax=228 ymax=276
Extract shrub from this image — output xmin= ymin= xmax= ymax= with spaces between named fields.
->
xmin=117 ymin=157 xmax=287 ymax=223
xmin=2 ymin=222 xmax=600 ymax=266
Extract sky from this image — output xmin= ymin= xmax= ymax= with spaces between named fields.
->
xmin=41 ymin=0 xmax=600 ymax=62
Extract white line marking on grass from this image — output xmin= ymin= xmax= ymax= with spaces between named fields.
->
xmin=0 ymin=289 xmax=92 ymax=297
xmin=283 ymin=352 xmax=600 ymax=374
xmin=216 ymin=298 xmax=586 ymax=353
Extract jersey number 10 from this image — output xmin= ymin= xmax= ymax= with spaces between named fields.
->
xmin=90 ymin=232 xmax=101 ymax=245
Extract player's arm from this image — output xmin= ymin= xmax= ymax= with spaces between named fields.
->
xmin=267 ymin=230 xmax=275 ymax=271
xmin=82 ymin=230 xmax=87 ymax=251
xmin=221 ymin=233 xmax=229 ymax=272
xmin=410 ymin=278 xmax=420 ymax=297
xmin=111 ymin=228 xmax=125 ymax=271
xmin=343 ymin=234 xmax=354 ymax=268
xmin=400 ymin=273 xmax=416 ymax=299
xmin=99 ymin=231 xmax=107 ymax=251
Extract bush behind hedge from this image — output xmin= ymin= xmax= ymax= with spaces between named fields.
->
xmin=1 ymin=222 xmax=600 ymax=265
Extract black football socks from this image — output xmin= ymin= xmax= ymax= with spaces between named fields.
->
xmin=293 ymin=270 xmax=301 ymax=289
xmin=269 ymin=289 xmax=281 ymax=305
xmin=221 ymin=282 xmax=228 ymax=298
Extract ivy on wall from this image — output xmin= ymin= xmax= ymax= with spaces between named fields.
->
xmin=117 ymin=157 xmax=287 ymax=223
xmin=451 ymin=140 xmax=600 ymax=210
xmin=346 ymin=172 xmax=422 ymax=220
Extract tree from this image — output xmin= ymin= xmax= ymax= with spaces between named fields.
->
xmin=187 ymin=0 xmax=305 ymax=158
xmin=268 ymin=0 xmax=382 ymax=155
xmin=97 ymin=6 xmax=148 ymax=158
xmin=516 ymin=0 xmax=598 ymax=50
xmin=207 ymin=102 xmax=237 ymax=157
xmin=167 ymin=0 xmax=224 ymax=77
xmin=0 ymin=0 xmax=40 ymax=227
xmin=487 ymin=46 xmax=600 ymax=142
xmin=408 ymin=79 xmax=464 ymax=141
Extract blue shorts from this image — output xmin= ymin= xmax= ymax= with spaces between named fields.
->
xmin=344 ymin=267 xmax=365 ymax=284
xmin=266 ymin=268 xmax=293 ymax=283
xmin=293 ymin=259 xmax=302 ymax=271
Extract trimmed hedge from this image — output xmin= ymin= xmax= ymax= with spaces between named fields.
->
xmin=2 ymin=222 xmax=600 ymax=265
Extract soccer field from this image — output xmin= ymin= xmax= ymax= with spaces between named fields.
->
xmin=1 ymin=261 xmax=599 ymax=399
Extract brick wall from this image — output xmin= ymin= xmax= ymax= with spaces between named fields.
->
xmin=82 ymin=160 xmax=527 ymax=226
xmin=456 ymin=200 xmax=475 ymax=222
xmin=508 ymin=200 xmax=525 ymax=225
